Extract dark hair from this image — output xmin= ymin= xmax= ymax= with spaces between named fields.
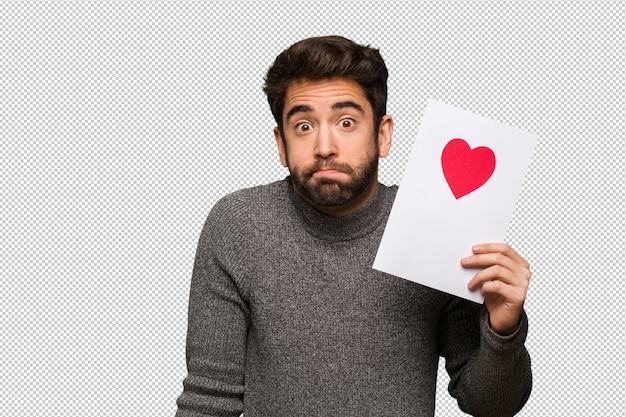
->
xmin=263 ymin=36 xmax=388 ymax=134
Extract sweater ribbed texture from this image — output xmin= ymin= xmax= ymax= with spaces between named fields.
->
xmin=176 ymin=177 xmax=531 ymax=417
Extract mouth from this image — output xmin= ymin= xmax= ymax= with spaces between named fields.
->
xmin=315 ymin=168 xmax=342 ymax=174
xmin=304 ymin=162 xmax=352 ymax=180
xmin=312 ymin=168 xmax=345 ymax=178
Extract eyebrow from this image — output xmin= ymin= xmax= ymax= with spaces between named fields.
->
xmin=286 ymin=105 xmax=312 ymax=122
xmin=332 ymin=101 xmax=365 ymax=114
xmin=285 ymin=101 xmax=365 ymax=122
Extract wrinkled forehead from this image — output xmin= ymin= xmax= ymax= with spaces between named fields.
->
xmin=282 ymin=78 xmax=371 ymax=120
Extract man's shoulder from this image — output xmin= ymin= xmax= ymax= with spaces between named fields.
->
xmin=380 ymin=183 xmax=398 ymax=195
xmin=209 ymin=178 xmax=289 ymax=220
xmin=218 ymin=178 xmax=288 ymax=205
xmin=377 ymin=182 xmax=399 ymax=207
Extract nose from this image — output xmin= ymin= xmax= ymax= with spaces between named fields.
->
xmin=314 ymin=125 xmax=337 ymax=159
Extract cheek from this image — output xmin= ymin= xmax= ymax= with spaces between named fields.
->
xmin=281 ymin=143 xmax=310 ymax=167
xmin=349 ymin=140 xmax=378 ymax=160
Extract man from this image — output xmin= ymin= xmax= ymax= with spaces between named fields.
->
xmin=176 ymin=36 xmax=532 ymax=416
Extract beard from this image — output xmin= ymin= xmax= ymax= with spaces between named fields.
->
xmin=288 ymin=153 xmax=379 ymax=208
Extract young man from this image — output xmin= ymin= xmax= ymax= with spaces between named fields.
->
xmin=176 ymin=36 xmax=532 ymax=417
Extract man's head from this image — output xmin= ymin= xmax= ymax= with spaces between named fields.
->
xmin=263 ymin=36 xmax=389 ymax=136
xmin=263 ymin=36 xmax=393 ymax=217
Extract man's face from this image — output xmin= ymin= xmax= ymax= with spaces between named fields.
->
xmin=274 ymin=78 xmax=393 ymax=217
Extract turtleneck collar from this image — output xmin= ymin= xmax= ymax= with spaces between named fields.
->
xmin=284 ymin=177 xmax=394 ymax=242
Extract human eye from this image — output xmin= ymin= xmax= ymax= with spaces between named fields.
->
xmin=339 ymin=118 xmax=356 ymax=129
xmin=295 ymin=122 xmax=313 ymax=134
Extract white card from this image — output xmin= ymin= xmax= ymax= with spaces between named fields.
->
xmin=373 ymin=100 xmax=537 ymax=303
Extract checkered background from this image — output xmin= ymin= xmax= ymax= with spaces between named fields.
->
xmin=4 ymin=1 xmax=625 ymax=415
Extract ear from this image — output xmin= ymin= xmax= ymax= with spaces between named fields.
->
xmin=274 ymin=127 xmax=288 ymax=167
xmin=377 ymin=115 xmax=394 ymax=158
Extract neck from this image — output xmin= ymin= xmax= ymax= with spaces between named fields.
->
xmin=285 ymin=177 xmax=392 ymax=242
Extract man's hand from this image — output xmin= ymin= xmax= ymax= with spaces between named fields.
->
xmin=461 ymin=243 xmax=531 ymax=335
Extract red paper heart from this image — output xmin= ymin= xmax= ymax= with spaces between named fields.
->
xmin=441 ymin=138 xmax=496 ymax=199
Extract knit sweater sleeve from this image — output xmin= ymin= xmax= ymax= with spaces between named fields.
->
xmin=438 ymin=297 xmax=532 ymax=417
xmin=175 ymin=195 xmax=251 ymax=417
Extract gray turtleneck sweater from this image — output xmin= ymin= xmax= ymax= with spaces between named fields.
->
xmin=176 ymin=178 xmax=531 ymax=417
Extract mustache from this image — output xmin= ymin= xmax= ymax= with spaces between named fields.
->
xmin=302 ymin=160 xmax=354 ymax=177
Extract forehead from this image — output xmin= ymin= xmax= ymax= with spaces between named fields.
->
xmin=283 ymin=78 xmax=371 ymax=114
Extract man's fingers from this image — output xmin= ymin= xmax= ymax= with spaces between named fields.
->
xmin=461 ymin=252 xmax=520 ymax=271
xmin=462 ymin=244 xmax=532 ymax=291
xmin=471 ymin=243 xmax=530 ymax=268
xmin=467 ymin=264 xmax=526 ymax=290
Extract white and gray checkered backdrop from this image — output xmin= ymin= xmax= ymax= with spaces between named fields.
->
xmin=4 ymin=1 xmax=625 ymax=415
